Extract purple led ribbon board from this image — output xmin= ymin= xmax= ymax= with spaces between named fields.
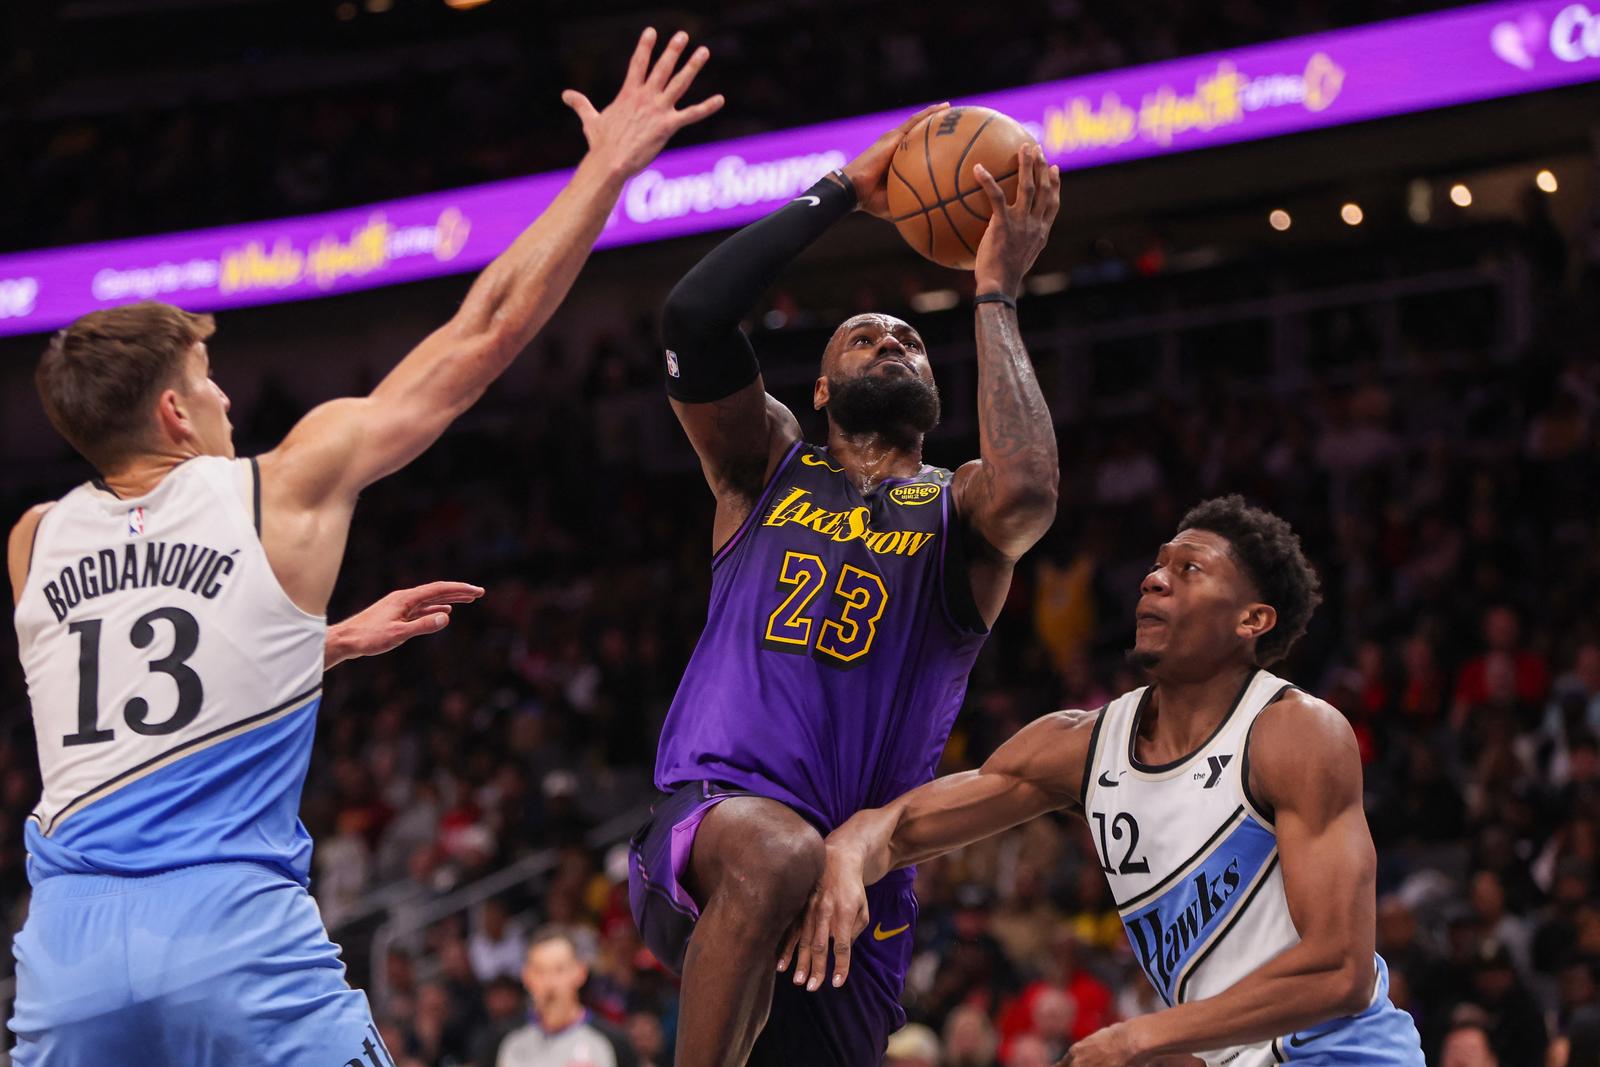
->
xmin=2 ymin=0 xmax=1598 ymax=337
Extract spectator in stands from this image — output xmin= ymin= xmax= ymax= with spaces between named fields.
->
xmin=996 ymin=931 xmax=1114 ymax=1054
xmin=1454 ymin=605 xmax=1551 ymax=727
xmin=942 ymin=1003 xmax=999 ymax=1067
xmin=473 ymin=977 xmax=530 ymax=1067
xmin=497 ymin=927 xmax=634 ymax=1067
xmin=886 ymin=1023 xmax=942 ymax=1067
xmin=1461 ymin=939 xmax=1549 ymax=1064
xmin=470 ymin=898 xmax=530 ymax=983
xmin=1440 ymin=1010 xmax=1500 ymax=1067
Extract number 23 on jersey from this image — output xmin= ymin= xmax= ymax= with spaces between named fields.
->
xmin=761 ymin=550 xmax=889 ymax=666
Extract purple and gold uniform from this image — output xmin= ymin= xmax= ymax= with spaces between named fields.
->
xmin=629 ymin=439 xmax=988 ymax=1064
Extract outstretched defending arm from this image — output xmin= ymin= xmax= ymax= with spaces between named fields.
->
xmin=780 ymin=709 xmax=1097 ymax=991
xmin=666 ymin=104 xmax=950 ymax=546
xmin=951 ymin=146 xmax=1062 ymax=626
xmin=1061 ymin=692 xmax=1379 ymax=1067
xmin=323 ymin=581 xmax=485 ymax=670
xmin=255 ymin=28 xmax=722 ymax=615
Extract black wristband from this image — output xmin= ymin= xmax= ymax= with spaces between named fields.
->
xmin=974 ymin=291 xmax=1018 ymax=311
xmin=829 ymin=168 xmax=859 ymax=208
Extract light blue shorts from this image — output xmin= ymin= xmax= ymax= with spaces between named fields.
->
xmin=1270 ymin=957 xmax=1425 ymax=1065
xmin=10 ymin=862 xmax=389 ymax=1067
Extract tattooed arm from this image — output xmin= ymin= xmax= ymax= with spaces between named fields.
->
xmin=950 ymin=145 xmax=1062 ymax=626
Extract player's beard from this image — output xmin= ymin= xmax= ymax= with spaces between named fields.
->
xmin=825 ymin=372 xmax=942 ymax=438
xmin=1125 ymin=646 xmax=1160 ymax=671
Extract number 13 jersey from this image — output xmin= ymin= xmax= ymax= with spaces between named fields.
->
xmin=15 ymin=457 xmax=325 ymax=885
xmin=654 ymin=441 xmax=988 ymax=834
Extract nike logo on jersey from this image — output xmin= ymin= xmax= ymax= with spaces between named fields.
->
xmin=794 ymin=195 xmax=822 ymax=206
xmin=1288 ymin=1029 xmax=1333 ymax=1048
xmin=1098 ymin=771 xmax=1123 ymax=788
xmin=872 ymin=922 xmax=910 ymax=941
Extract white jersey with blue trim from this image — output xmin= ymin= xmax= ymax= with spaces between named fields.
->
xmin=15 ymin=456 xmax=325 ymax=885
xmin=1083 ymin=668 xmax=1385 ymax=1067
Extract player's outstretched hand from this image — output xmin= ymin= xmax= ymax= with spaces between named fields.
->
xmin=1054 ymin=1020 xmax=1194 ymax=1067
xmin=325 ymin=581 xmax=485 ymax=670
xmin=839 ymin=102 xmax=951 ymax=219
xmin=777 ymin=842 xmax=871 ymax=992
xmin=562 ymin=28 xmax=725 ymax=180
xmin=972 ymin=143 xmax=1060 ymax=300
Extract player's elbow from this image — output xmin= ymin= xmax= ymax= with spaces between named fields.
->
xmin=1329 ymin=956 xmax=1376 ymax=1016
xmin=990 ymin=479 xmax=1060 ymax=535
xmin=660 ymin=281 xmax=722 ymax=349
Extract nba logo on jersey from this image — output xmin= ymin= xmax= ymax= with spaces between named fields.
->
xmin=127 ymin=506 xmax=145 ymax=536
xmin=664 ymin=349 xmax=681 ymax=378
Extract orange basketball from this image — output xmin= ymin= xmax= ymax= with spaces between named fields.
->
xmin=887 ymin=106 xmax=1038 ymax=271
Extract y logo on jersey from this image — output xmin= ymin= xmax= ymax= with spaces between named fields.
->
xmin=127 ymin=507 xmax=146 ymax=537
xmin=1196 ymin=753 xmax=1232 ymax=788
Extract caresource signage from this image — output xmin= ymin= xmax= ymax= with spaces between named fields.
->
xmin=2 ymin=0 xmax=1597 ymax=338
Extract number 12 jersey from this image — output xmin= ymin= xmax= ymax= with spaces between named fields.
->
xmin=14 ymin=457 xmax=325 ymax=885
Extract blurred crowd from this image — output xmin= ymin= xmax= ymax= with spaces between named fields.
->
xmin=3 ymin=206 xmax=1598 ymax=1067
xmin=0 ymin=0 xmax=1458 ymax=253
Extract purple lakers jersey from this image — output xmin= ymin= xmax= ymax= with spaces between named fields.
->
xmin=655 ymin=441 xmax=989 ymax=832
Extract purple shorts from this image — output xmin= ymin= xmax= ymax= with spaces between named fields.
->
xmin=627 ymin=781 xmax=918 ymax=1067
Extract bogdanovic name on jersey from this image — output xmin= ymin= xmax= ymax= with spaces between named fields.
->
xmin=1128 ymin=857 xmax=1244 ymax=990
xmin=40 ymin=540 xmax=240 ymax=623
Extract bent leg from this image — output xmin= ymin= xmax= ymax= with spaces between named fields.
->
xmin=675 ymin=795 xmax=824 ymax=1067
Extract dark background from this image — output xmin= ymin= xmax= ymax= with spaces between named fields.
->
xmin=3 ymin=2 xmax=1600 ymax=1066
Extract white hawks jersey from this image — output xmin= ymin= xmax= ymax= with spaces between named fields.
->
xmin=15 ymin=456 xmax=325 ymax=884
xmin=1082 ymin=668 xmax=1415 ymax=1067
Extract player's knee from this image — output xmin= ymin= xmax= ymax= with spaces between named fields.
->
xmin=726 ymin=830 xmax=823 ymax=923
xmin=762 ymin=829 xmax=824 ymax=895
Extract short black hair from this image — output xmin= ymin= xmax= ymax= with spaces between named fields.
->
xmin=1177 ymin=495 xmax=1322 ymax=666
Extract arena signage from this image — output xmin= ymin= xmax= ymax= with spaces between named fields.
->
xmin=1 ymin=0 xmax=1596 ymax=338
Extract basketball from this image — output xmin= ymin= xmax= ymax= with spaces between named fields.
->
xmin=887 ymin=105 xmax=1039 ymax=270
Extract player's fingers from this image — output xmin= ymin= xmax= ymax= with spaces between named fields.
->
xmin=404 ymin=581 xmax=485 ymax=605
xmin=396 ymin=613 xmax=450 ymax=641
xmin=973 ymin=163 xmax=1006 ymax=213
xmin=802 ymin=902 xmax=833 ymax=991
xmin=805 ymin=936 xmax=832 ymax=991
xmin=791 ymin=895 xmax=820 ymax=985
xmin=830 ymin=931 xmax=852 ymax=988
xmin=624 ymin=27 xmax=657 ymax=86
xmin=663 ymin=44 xmax=709 ymax=102
xmin=776 ymin=921 xmax=802 ymax=973
xmin=418 ymin=588 xmax=484 ymax=606
xmin=561 ymin=90 xmax=600 ymax=125
xmin=1030 ymin=149 xmax=1052 ymax=216
xmin=899 ymin=101 xmax=951 ymax=135
xmin=1042 ymin=165 xmax=1062 ymax=226
xmin=674 ymin=94 xmax=726 ymax=127
xmin=648 ymin=30 xmax=689 ymax=89
xmin=1015 ymin=145 xmax=1037 ymax=212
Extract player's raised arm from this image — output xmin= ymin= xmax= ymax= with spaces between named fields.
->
xmin=951 ymin=145 xmax=1062 ymax=626
xmin=780 ymin=709 xmax=1096 ymax=992
xmin=664 ymin=105 xmax=949 ymax=538
xmin=1063 ymin=693 xmax=1378 ymax=1067
xmin=255 ymin=28 xmax=722 ymax=612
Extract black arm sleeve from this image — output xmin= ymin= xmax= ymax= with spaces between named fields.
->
xmin=661 ymin=174 xmax=856 ymax=402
